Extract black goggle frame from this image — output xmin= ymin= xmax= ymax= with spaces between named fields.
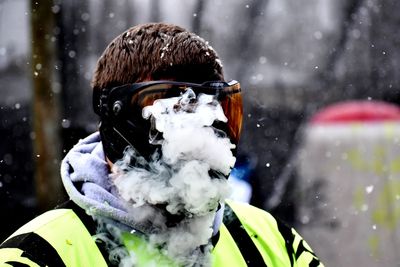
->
xmin=93 ymin=80 xmax=242 ymax=163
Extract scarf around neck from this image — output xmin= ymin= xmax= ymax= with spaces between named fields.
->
xmin=60 ymin=132 xmax=224 ymax=235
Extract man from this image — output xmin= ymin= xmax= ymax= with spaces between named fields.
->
xmin=0 ymin=23 xmax=323 ymax=266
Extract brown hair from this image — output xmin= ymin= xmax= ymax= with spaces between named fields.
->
xmin=92 ymin=23 xmax=224 ymax=91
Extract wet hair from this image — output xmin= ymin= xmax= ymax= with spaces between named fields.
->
xmin=92 ymin=23 xmax=224 ymax=91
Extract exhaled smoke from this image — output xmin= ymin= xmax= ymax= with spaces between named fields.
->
xmin=111 ymin=89 xmax=236 ymax=266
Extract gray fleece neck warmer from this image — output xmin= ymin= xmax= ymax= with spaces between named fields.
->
xmin=60 ymin=132 xmax=223 ymax=235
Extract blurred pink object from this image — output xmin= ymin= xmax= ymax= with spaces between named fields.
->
xmin=311 ymin=100 xmax=400 ymax=124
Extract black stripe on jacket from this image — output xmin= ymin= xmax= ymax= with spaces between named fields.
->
xmin=0 ymin=232 xmax=66 ymax=267
xmin=223 ymin=203 xmax=268 ymax=266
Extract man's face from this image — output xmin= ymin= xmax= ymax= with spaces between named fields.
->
xmin=109 ymin=87 xmax=239 ymax=264
xmin=111 ymin=88 xmax=237 ymax=217
xmin=96 ymin=80 xmax=243 ymax=164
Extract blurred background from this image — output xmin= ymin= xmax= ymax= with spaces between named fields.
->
xmin=1 ymin=0 xmax=400 ymax=265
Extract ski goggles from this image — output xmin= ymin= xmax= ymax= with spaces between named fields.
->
xmin=94 ymin=80 xmax=243 ymax=144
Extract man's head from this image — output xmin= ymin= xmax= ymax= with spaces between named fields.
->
xmin=92 ymin=23 xmax=224 ymax=90
xmin=92 ymin=23 xmax=243 ymax=263
xmin=92 ymin=22 xmax=242 ymax=163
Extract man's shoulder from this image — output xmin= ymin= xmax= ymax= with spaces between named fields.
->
xmin=0 ymin=209 xmax=77 ymax=266
xmin=6 ymin=209 xmax=75 ymax=241
xmin=224 ymin=199 xmax=300 ymax=253
xmin=218 ymin=200 xmax=293 ymax=266
xmin=224 ymin=199 xmax=277 ymax=225
xmin=222 ymin=199 xmax=324 ymax=267
xmin=1 ymin=201 xmax=94 ymax=247
xmin=0 ymin=203 xmax=107 ymax=267
xmin=223 ymin=199 xmax=287 ymax=250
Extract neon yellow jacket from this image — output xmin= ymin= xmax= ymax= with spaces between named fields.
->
xmin=0 ymin=200 xmax=323 ymax=266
